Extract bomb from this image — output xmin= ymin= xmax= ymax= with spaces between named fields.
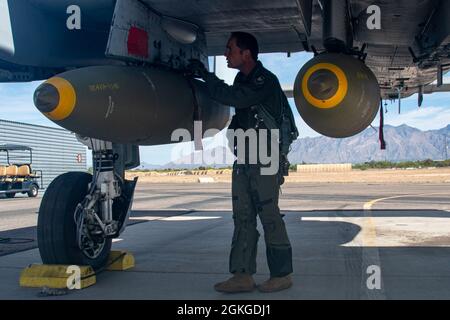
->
xmin=34 ymin=65 xmax=230 ymax=145
xmin=293 ymin=53 xmax=380 ymax=138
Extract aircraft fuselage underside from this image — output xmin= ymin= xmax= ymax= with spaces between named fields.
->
xmin=1 ymin=0 xmax=449 ymax=100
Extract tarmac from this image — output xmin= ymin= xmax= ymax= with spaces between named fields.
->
xmin=1 ymin=181 xmax=450 ymax=299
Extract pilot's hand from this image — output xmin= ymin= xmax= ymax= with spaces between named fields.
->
xmin=186 ymin=59 xmax=208 ymax=79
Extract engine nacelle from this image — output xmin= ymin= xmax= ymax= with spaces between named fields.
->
xmin=293 ymin=53 xmax=380 ymax=138
xmin=33 ymin=66 xmax=231 ymax=145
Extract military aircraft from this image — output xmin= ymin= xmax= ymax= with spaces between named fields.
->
xmin=0 ymin=0 xmax=449 ymax=269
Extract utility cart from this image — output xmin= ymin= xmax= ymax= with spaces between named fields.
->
xmin=0 ymin=144 xmax=42 ymax=198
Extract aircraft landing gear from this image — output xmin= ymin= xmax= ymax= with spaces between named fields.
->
xmin=37 ymin=139 xmax=139 ymax=270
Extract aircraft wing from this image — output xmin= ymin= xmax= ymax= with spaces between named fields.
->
xmin=1 ymin=0 xmax=449 ymax=99
xmin=138 ymin=0 xmax=312 ymax=56
xmin=140 ymin=0 xmax=450 ymax=99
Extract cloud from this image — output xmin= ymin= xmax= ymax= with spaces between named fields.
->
xmin=213 ymin=56 xmax=238 ymax=84
xmin=378 ymin=106 xmax=450 ymax=131
xmin=430 ymin=71 xmax=450 ymax=85
xmin=0 ymin=81 xmax=58 ymax=127
xmin=210 ymin=52 xmax=314 ymax=86
xmin=260 ymin=52 xmax=313 ymax=85
xmin=140 ymin=143 xmax=190 ymax=165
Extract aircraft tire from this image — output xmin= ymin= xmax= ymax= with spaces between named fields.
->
xmin=37 ymin=172 xmax=112 ymax=270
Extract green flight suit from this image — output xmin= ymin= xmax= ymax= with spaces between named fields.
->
xmin=203 ymin=61 xmax=293 ymax=277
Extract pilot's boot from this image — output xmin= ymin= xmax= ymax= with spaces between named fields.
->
xmin=214 ymin=273 xmax=256 ymax=293
xmin=257 ymin=275 xmax=292 ymax=293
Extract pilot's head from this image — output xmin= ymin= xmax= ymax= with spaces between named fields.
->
xmin=225 ymin=32 xmax=259 ymax=70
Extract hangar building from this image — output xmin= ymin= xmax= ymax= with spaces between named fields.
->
xmin=0 ymin=119 xmax=87 ymax=189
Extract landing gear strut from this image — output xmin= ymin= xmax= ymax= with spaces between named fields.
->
xmin=37 ymin=139 xmax=139 ymax=270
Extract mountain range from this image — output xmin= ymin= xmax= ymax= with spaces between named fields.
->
xmin=289 ymin=124 xmax=450 ymax=164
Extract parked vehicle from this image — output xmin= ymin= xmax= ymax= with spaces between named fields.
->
xmin=0 ymin=145 xmax=42 ymax=198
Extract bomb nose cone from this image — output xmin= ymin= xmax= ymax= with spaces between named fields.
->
xmin=34 ymin=83 xmax=60 ymax=113
xmin=307 ymin=69 xmax=339 ymax=101
xmin=33 ymin=77 xmax=77 ymax=121
xmin=294 ymin=53 xmax=379 ymax=138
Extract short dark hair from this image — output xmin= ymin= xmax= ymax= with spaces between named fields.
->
xmin=230 ymin=32 xmax=259 ymax=61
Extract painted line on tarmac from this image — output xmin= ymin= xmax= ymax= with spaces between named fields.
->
xmin=360 ymin=191 xmax=448 ymax=299
xmin=363 ymin=192 xmax=447 ymax=211
xmin=359 ymin=210 xmax=386 ymax=299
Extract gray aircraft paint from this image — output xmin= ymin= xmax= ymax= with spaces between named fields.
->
xmin=1 ymin=0 xmax=449 ymax=99
xmin=0 ymin=0 xmax=14 ymax=56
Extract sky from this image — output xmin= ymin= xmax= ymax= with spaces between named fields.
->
xmin=0 ymin=52 xmax=449 ymax=166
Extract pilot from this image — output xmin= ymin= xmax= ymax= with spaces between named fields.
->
xmin=188 ymin=32 xmax=293 ymax=293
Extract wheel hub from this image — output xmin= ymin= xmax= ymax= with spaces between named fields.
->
xmin=80 ymin=216 xmax=107 ymax=259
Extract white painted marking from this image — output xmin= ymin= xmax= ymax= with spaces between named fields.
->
xmin=130 ymin=216 xmax=222 ymax=222
xmin=198 ymin=177 xmax=215 ymax=183
xmin=364 ymin=192 xmax=447 ymax=210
